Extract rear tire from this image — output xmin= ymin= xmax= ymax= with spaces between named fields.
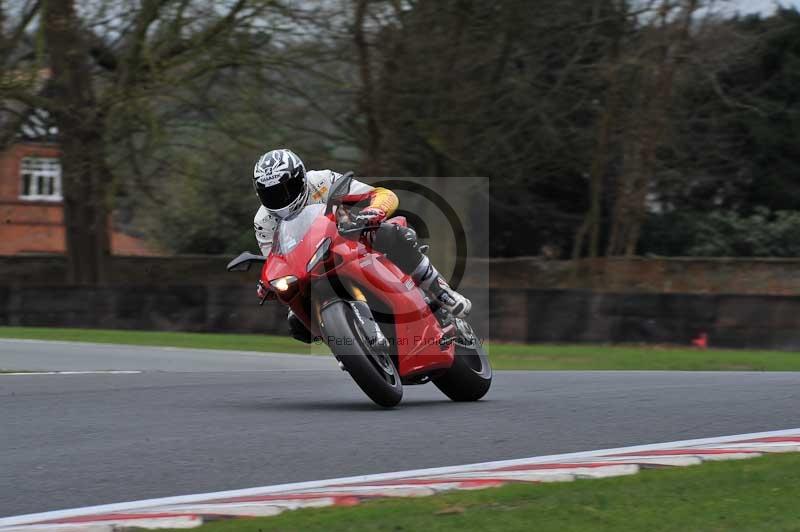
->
xmin=434 ymin=343 xmax=492 ymax=402
xmin=320 ymin=302 xmax=403 ymax=407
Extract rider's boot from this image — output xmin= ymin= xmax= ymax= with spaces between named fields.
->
xmin=411 ymin=256 xmax=471 ymax=318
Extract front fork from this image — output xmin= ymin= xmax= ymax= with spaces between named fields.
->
xmin=310 ymin=278 xmax=391 ymax=362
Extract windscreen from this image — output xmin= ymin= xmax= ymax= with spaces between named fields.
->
xmin=274 ymin=203 xmax=326 ymax=255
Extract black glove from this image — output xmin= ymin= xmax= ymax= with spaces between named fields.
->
xmin=354 ymin=207 xmax=387 ymax=227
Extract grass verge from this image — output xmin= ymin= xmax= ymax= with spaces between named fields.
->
xmin=170 ymin=453 xmax=800 ymax=532
xmin=0 ymin=326 xmax=798 ymax=371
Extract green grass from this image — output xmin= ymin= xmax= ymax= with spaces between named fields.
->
xmin=487 ymin=342 xmax=800 ymax=371
xmin=1 ymin=326 xmax=799 ymax=371
xmin=174 ymin=453 xmax=800 ymax=532
xmin=0 ymin=326 xmax=327 ymax=355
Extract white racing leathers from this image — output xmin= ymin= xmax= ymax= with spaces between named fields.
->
xmin=253 ymin=170 xmax=374 ymax=256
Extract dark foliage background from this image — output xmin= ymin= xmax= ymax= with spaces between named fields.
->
xmin=2 ymin=1 xmax=799 ymax=277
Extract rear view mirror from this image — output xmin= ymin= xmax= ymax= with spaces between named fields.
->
xmin=226 ymin=252 xmax=267 ymax=272
xmin=325 ymin=172 xmax=354 ymax=215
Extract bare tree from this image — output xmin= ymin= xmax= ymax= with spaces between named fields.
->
xmin=42 ymin=0 xmax=111 ymax=283
xmin=605 ymin=0 xmax=701 ymax=257
xmin=1 ymin=0 xmax=275 ymax=283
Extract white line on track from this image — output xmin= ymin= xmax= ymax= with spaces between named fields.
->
xmin=0 ymin=371 xmax=143 ymax=376
xmin=0 ymin=338 xmax=324 ymax=358
xmin=1 ymin=427 xmax=799 ymax=528
xmin=0 ymin=369 xmax=335 ymax=375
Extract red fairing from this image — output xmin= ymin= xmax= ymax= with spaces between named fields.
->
xmin=260 ymin=208 xmax=454 ymax=378
xmin=330 ymin=245 xmax=454 ymax=376
xmin=262 ymin=213 xmax=338 ymax=333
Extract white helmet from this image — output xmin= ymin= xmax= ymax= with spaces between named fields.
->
xmin=253 ymin=149 xmax=308 ymax=219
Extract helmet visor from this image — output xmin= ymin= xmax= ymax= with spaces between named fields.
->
xmin=257 ymin=176 xmax=304 ymax=210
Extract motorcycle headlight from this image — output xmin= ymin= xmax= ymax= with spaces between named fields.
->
xmin=269 ymin=275 xmax=297 ymax=292
xmin=270 ymin=276 xmax=298 ymax=298
xmin=306 ymin=237 xmax=332 ymax=272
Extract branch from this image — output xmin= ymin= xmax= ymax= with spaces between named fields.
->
xmin=0 ymin=85 xmax=53 ymax=110
xmin=88 ymin=31 xmax=119 ymax=72
xmin=0 ymin=0 xmax=41 ymax=68
xmin=155 ymin=0 xmax=249 ymax=64
xmin=118 ymin=0 xmax=168 ymax=85
xmin=708 ymin=71 xmax=767 ymax=117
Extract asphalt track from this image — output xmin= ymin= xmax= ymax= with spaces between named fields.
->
xmin=1 ymin=338 xmax=799 ymax=518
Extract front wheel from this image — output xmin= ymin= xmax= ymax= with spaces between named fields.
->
xmin=320 ymin=301 xmax=403 ymax=407
xmin=434 ymin=341 xmax=492 ymax=402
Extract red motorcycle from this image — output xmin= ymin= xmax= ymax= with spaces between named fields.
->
xmin=227 ymin=173 xmax=491 ymax=407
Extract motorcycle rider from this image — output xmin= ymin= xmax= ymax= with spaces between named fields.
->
xmin=252 ymin=149 xmax=471 ymax=342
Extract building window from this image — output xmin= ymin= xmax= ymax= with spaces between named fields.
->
xmin=20 ymin=157 xmax=62 ymax=201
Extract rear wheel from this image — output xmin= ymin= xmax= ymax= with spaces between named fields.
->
xmin=433 ymin=342 xmax=492 ymax=402
xmin=320 ymin=301 xmax=403 ymax=407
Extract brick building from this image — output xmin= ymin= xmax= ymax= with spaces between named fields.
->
xmin=0 ymin=141 xmax=155 ymax=255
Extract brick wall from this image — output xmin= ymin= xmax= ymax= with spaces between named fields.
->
xmin=3 ymin=254 xmax=800 ymax=294
xmin=0 ymin=285 xmax=283 ymax=334
xmin=0 ymin=202 xmax=65 ymax=254
xmin=1 ymin=284 xmax=799 ymax=350
xmin=1 ymin=255 xmax=800 ymax=350
xmin=0 ymin=255 xmax=253 ymax=285
xmin=0 ymin=143 xmax=61 ymax=200
xmin=0 ymin=144 xmax=65 ymax=254
xmin=483 ymin=257 xmax=800 ymax=295
xmin=0 ymin=142 xmax=156 ymax=255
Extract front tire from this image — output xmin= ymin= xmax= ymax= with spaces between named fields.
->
xmin=434 ymin=342 xmax=492 ymax=402
xmin=320 ymin=301 xmax=403 ymax=407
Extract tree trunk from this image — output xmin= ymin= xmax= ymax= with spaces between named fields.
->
xmin=573 ymin=0 xmax=626 ymax=260
xmin=43 ymin=0 xmax=110 ymax=284
xmin=354 ymin=0 xmax=382 ymax=175
xmin=572 ymin=93 xmax=613 ymax=260
xmin=606 ymin=0 xmax=698 ymax=257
